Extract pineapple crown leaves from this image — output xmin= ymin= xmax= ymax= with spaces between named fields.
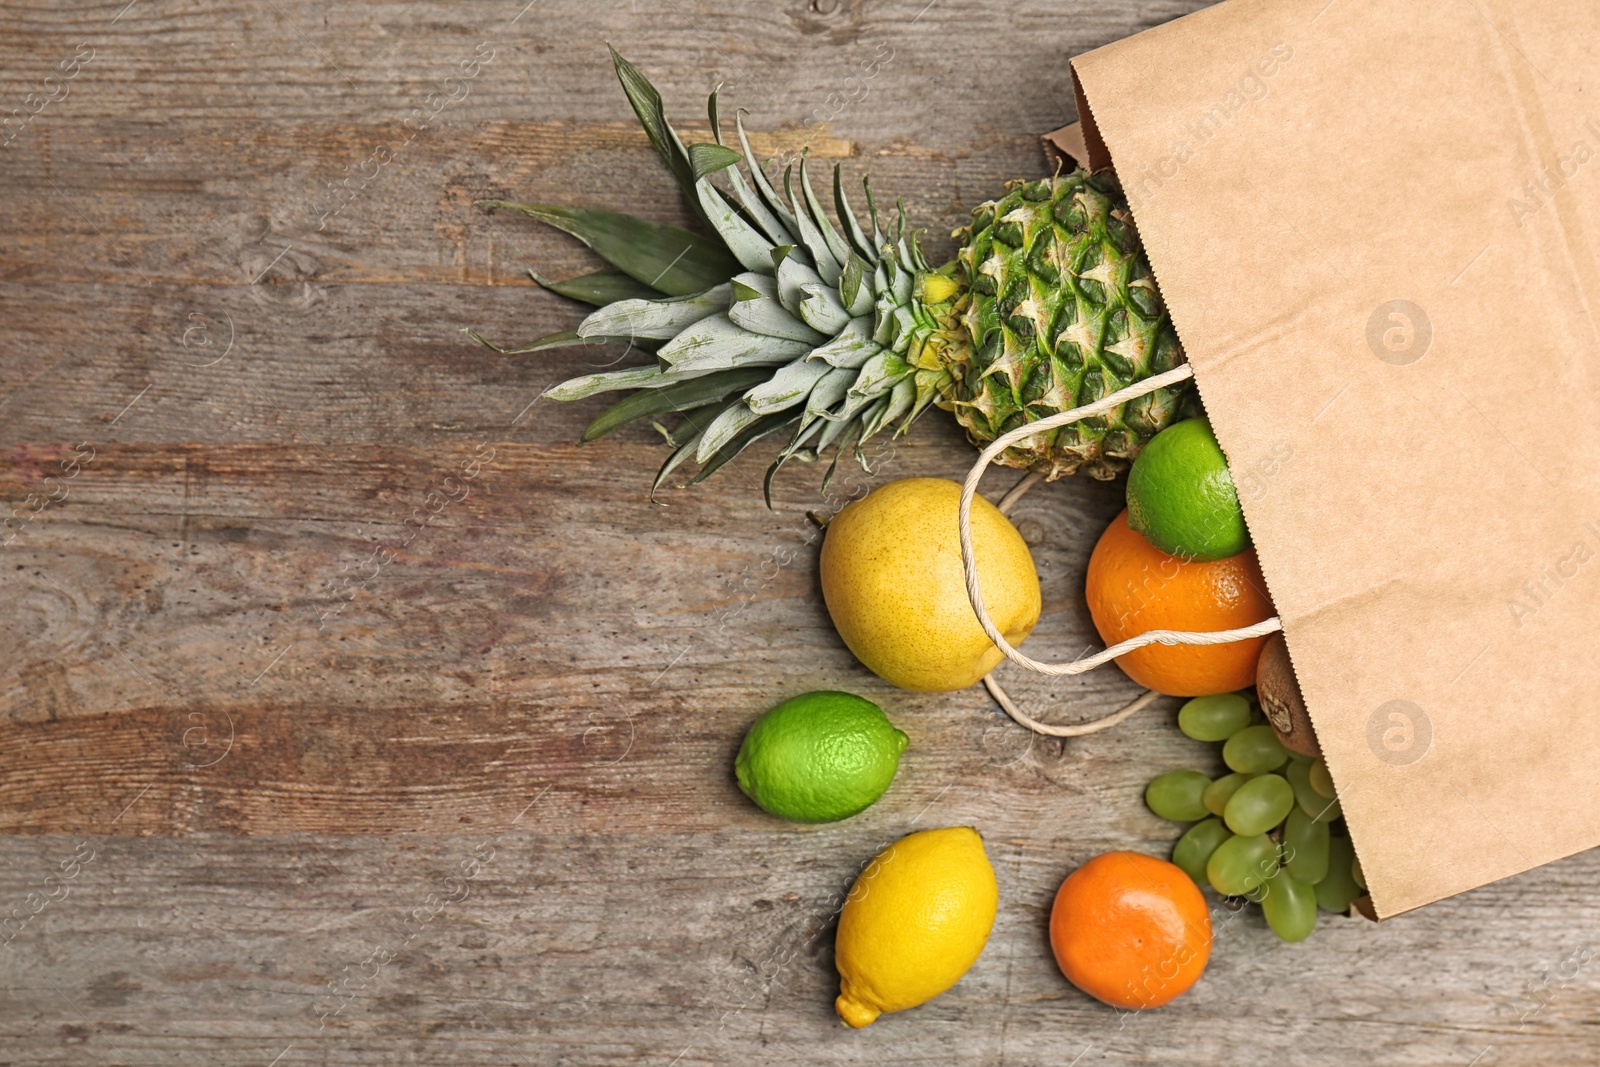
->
xmin=472 ymin=50 xmax=957 ymax=504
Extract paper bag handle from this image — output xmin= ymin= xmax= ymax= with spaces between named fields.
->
xmin=958 ymin=364 xmax=1284 ymax=734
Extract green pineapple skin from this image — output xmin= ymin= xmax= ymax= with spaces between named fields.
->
xmin=938 ymin=172 xmax=1193 ymax=481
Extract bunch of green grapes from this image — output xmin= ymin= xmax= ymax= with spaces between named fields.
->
xmin=1144 ymin=694 xmax=1366 ymax=942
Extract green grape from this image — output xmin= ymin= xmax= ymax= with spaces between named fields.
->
xmin=1309 ymin=758 xmax=1337 ymax=798
xmin=1222 ymin=724 xmax=1289 ymax=774
xmin=1315 ymin=836 xmax=1362 ymax=912
xmin=1206 ymin=832 xmax=1280 ymax=896
xmin=1283 ymin=807 xmax=1330 ymax=884
xmin=1177 ymin=693 xmax=1252 ymax=742
xmin=1172 ymin=817 xmax=1233 ymax=886
xmin=1286 ymin=759 xmax=1341 ymax=821
xmin=1145 ymin=770 xmax=1212 ymax=822
xmin=1259 ymin=871 xmax=1318 ymax=941
xmin=1222 ymin=774 xmax=1295 ymax=836
xmin=1203 ymin=772 xmax=1251 ymax=817
xmin=1285 ymin=758 xmax=1316 ymax=805
xmin=1351 ymin=853 xmax=1367 ymax=890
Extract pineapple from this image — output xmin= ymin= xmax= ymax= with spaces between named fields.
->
xmin=476 ymin=50 xmax=1194 ymax=499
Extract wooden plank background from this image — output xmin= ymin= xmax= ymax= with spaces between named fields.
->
xmin=1 ymin=0 xmax=1595 ymax=1062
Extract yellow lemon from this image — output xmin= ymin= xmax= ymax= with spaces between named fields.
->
xmin=834 ymin=826 xmax=999 ymax=1028
xmin=820 ymin=477 xmax=1040 ymax=692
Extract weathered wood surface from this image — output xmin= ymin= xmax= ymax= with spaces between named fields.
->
xmin=2 ymin=0 xmax=1597 ymax=1063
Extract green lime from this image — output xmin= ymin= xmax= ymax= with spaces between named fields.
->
xmin=1125 ymin=418 xmax=1250 ymax=561
xmin=734 ymin=691 xmax=908 ymax=823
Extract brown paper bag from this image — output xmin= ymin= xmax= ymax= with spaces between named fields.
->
xmin=1051 ymin=0 xmax=1600 ymax=917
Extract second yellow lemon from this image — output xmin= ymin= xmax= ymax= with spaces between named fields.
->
xmin=820 ymin=477 xmax=1040 ymax=692
xmin=834 ymin=826 xmax=998 ymax=1028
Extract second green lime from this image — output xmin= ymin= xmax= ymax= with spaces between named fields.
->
xmin=735 ymin=691 xmax=909 ymax=823
xmin=1125 ymin=417 xmax=1249 ymax=561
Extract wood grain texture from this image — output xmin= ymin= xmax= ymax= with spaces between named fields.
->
xmin=2 ymin=0 xmax=1597 ymax=1062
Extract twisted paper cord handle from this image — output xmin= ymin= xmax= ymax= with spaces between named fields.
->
xmin=958 ymin=363 xmax=1284 ymax=736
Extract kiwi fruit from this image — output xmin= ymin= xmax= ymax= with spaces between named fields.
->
xmin=1257 ymin=632 xmax=1320 ymax=759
